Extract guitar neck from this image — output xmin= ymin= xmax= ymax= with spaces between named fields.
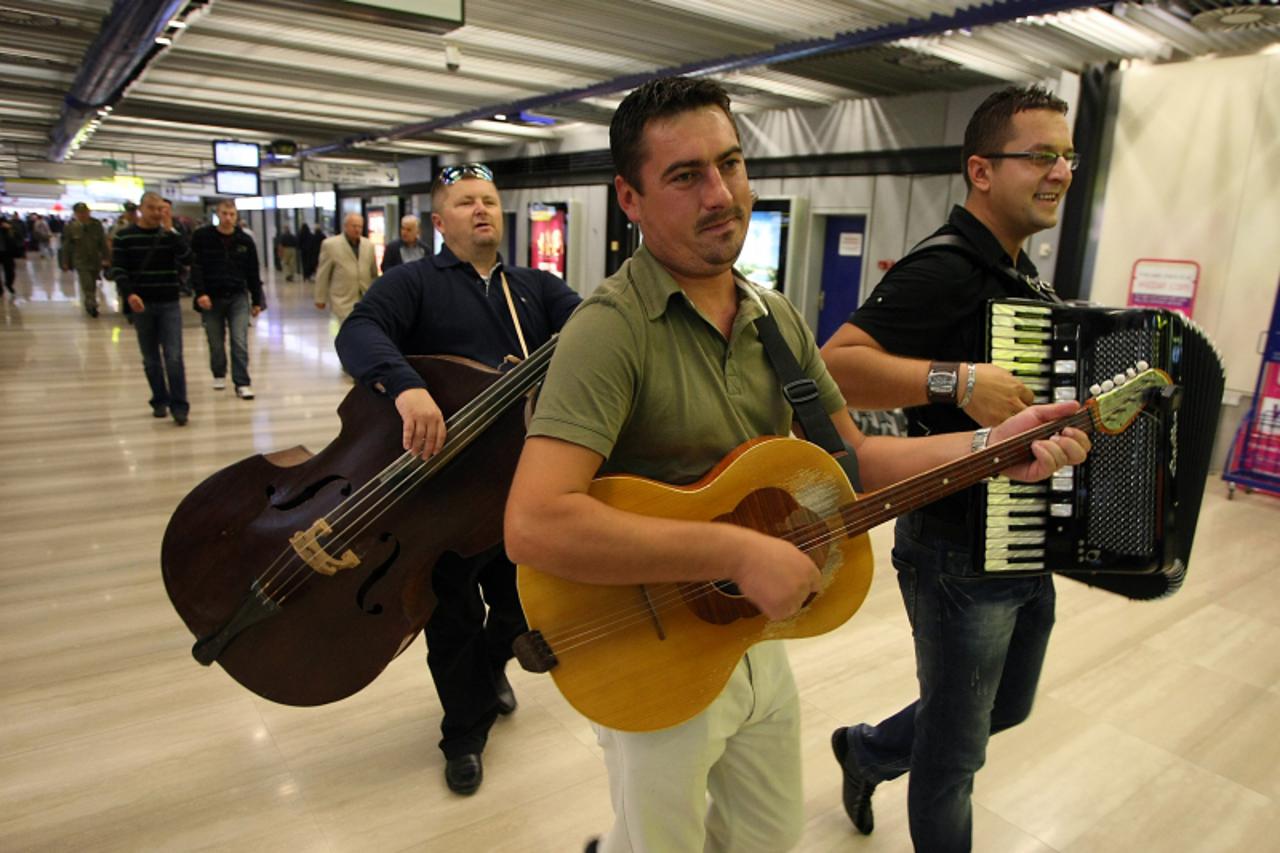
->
xmin=834 ymin=407 xmax=1096 ymax=539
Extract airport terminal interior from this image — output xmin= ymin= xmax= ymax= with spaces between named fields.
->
xmin=3 ymin=1 xmax=1280 ymax=851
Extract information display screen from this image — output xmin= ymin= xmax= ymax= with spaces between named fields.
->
xmin=214 ymin=169 xmax=260 ymax=196
xmin=737 ymin=200 xmax=791 ymax=293
xmin=213 ymin=140 xmax=261 ymax=169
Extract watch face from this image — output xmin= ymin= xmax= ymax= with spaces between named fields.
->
xmin=928 ymin=371 xmax=957 ymax=394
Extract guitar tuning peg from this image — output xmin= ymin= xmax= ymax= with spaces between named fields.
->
xmin=1125 ymin=367 xmax=1137 ymax=378
xmin=1101 ymin=379 xmax=1115 ymax=392
xmin=1136 ymin=359 xmax=1149 ymax=371
xmin=1089 ymin=383 xmax=1103 ymax=396
xmin=1113 ymin=373 xmax=1127 ymax=386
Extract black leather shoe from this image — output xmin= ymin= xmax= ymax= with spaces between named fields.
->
xmin=494 ymin=668 xmax=517 ymax=716
xmin=152 ymin=404 xmax=168 ymax=419
xmin=445 ymin=753 xmax=483 ymax=795
xmin=172 ymin=411 xmax=188 ymax=426
xmin=831 ymin=726 xmax=877 ymax=835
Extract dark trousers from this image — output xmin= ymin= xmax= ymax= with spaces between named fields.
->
xmin=75 ymin=266 xmax=100 ymax=313
xmin=425 ymin=546 xmax=527 ymax=759
xmin=1 ymin=256 xmax=14 ymax=293
xmin=202 ymin=293 xmax=251 ymax=388
xmin=846 ymin=514 xmax=1055 ymax=853
xmin=133 ymin=300 xmax=188 ymax=416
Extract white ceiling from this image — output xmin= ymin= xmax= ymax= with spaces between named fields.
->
xmin=1 ymin=0 xmax=1277 ymax=185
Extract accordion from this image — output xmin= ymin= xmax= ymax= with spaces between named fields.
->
xmin=981 ymin=299 xmax=1226 ymax=599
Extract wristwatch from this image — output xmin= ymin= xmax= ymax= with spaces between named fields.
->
xmin=926 ymin=362 xmax=960 ymax=405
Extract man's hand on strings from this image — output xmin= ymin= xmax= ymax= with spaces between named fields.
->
xmin=395 ymin=387 xmax=447 ymax=460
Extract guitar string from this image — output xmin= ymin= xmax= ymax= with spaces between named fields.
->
xmin=536 ymin=410 xmax=1103 ymax=652
xmin=537 ymin=403 xmax=1158 ymax=651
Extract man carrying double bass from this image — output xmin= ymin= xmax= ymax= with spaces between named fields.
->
xmin=334 ymin=163 xmax=580 ymax=796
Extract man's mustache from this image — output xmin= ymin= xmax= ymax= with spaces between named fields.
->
xmin=696 ymin=207 xmax=746 ymax=232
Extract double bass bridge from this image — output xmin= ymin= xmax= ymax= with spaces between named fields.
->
xmin=290 ymin=518 xmax=361 ymax=575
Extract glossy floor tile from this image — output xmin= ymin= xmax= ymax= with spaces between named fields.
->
xmin=1 ymin=255 xmax=1277 ymax=851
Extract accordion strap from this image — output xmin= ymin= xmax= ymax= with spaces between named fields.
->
xmin=754 ymin=312 xmax=863 ymax=493
xmin=907 ymin=233 xmax=1063 ymax=305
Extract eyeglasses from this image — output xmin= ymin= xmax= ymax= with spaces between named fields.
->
xmin=437 ymin=163 xmax=494 ymax=185
xmin=979 ymin=151 xmax=1080 ymax=171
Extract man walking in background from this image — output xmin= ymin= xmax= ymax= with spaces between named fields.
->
xmin=191 ymin=198 xmax=266 ymax=400
xmin=380 ymin=214 xmax=428 ymax=272
xmin=62 ymin=202 xmax=109 ymax=318
xmin=111 ymin=192 xmax=193 ymax=425
xmin=314 ymin=212 xmax=377 ymax=323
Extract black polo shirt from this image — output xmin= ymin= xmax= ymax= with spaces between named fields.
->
xmin=849 ymin=205 xmax=1049 ymax=538
xmin=335 ymin=244 xmax=582 ymax=399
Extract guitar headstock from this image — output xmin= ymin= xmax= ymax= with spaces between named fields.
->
xmin=1086 ymin=362 xmax=1174 ymax=435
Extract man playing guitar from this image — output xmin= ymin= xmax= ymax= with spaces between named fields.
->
xmin=504 ymin=77 xmax=1089 ymax=852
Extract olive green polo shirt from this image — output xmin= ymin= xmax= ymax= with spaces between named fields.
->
xmin=528 ymin=245 xmax=846 ymax=485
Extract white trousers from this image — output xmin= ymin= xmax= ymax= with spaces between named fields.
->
xmin=595 ymin=641 xmax=803 ymax=853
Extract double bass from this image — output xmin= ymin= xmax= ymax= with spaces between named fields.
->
xmin=160 ymin=337 xmax=556 ymax=706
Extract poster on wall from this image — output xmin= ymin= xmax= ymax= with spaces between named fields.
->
xmin=529 ymin=202 xmax=567 ymax=279
xmin=1127 ymin=258 xmax=1199 ymax=318
xmin=366 ymin=207 xmax=386 ymax=270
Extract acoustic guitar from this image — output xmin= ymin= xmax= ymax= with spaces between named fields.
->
xmin=515 ymin=365 xmax=1172 ymax=732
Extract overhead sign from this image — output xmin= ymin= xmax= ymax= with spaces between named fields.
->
xmin=301 ymin=160 xmax=399 ymax=187
xmin=19 ymin=161 xmax=115 ymax=180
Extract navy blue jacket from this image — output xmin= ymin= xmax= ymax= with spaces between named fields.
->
xmin=336 ymin=245 xmax=581 ymax=400
xmin=380 ymin=239 xmax=429 ymax=273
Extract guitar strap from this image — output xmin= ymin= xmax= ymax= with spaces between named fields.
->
xmin=754 ymin=312 xmax=863 ymax=493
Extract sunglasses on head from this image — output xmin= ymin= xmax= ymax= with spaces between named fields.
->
xmin=437 ymin=163 xmax=494 ymax=185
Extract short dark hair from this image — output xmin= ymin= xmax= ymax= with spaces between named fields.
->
xmin=961 ymin=85 xmax=1069 ymax=189
xmin=73 ymin=202 xmax=89 ymax=213
xmin=610 ymin=76 xmax=738 ymax=192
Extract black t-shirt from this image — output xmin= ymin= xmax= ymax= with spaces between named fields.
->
xmin=849 ymin=205 xmax=1049 ymax=539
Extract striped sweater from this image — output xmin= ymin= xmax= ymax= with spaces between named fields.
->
xmin=110 ymin=225 xmax=192 ymax=303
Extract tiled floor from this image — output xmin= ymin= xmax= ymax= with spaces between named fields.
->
xmin=1 ymin=256 xmax=1276 ymax=851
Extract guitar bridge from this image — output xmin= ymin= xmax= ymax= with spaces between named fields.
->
xmin=512 ymin=630 xmax=558 ymax=673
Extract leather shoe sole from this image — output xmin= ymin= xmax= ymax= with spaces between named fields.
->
xmin=445 ymin=753 xmax=483 ymax=795
xmin=831 ymin=726 xmax=876 ymax=835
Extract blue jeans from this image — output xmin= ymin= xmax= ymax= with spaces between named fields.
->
xmin=847 ymin=514 xmax=1055 ymax=853
xmin=133 ymin=299 xmax=187 ymax=416
xmin=202 ymin=293 xmax=251 ymax=388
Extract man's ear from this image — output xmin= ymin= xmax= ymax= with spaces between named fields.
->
xmin=430 ymin=213 xmax=443 ymax=233
xmin=615 ymin=174 xmax=642 ymax=224
xmin=967 ymin=155 xmax=993 ymax=193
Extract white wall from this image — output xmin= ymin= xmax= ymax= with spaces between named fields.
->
xmin=1088 ymin=53 xmax=1280 ymax=395
xmin=738 ymin=75 xmax=1077 ymax=330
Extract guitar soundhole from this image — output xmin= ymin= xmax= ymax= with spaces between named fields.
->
xmin=712 ymin=580 xmax=742 ymax=597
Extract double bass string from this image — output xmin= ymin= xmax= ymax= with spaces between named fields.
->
xmin=318 ymin=342 xmax=556 ymax=557
xmin=255 ymin=340 xmax=559 ymax=606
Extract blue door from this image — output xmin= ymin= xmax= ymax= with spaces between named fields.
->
xmin=817 ymin=215 xmax=867 ymax=345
